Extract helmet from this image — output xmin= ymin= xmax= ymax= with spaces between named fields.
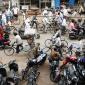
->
xmin=66 ymin=55 xmax=77 ymax=63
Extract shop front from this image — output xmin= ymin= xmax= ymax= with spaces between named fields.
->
xmin=19 ymin=0 xmax=51 ymax=10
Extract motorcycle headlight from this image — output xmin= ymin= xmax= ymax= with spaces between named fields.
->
xmin=82 ymin=70 xmax=85 ymax=76
xmin=72 ymin=76 xmax=78 ymax=82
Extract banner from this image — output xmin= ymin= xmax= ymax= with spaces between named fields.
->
xmin=55 ymin=0 xmax=60 ymax=8
xmin=69 ymin=0 xmax=75 ymax=6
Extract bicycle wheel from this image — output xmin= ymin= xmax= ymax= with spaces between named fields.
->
xmin=4 ymin=47 xmax=15 ymax=56
xmin=50 ymin=72 xmax=56 ymax=82
xmin=45 ymin=39 xmax=53 ymax=48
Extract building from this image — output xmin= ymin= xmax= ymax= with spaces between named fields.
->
xmin=19 ymin=0 xmax=51 ymax=10
xmin=17 ymin=0 xmax=80 ymax=10
xmin=2 ymin=0 xmax=85 ymax=10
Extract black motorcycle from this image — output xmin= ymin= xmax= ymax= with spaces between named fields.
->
xmin=49 ymin=59 xmax=59 ymax=82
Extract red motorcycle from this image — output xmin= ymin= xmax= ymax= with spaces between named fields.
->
xmin=0 ymin=40 xmax=10 ymax=49
xmin=55 ymin=55 xmax=77 ymax=82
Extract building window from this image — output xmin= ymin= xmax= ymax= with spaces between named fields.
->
xmin=41 ymin=0 xmax=51 ymax=8
xmin=20 ymin=0 xmax=30 ymax=5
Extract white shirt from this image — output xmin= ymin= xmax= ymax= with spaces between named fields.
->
xmin=15 ymin=35 xmax=23 ymax=45
xmin=2 ymin=13 xmax=7 ymax=25
xmin=42 ymin=10 xmax=48 ymax=16
xmin=52 ymin=30 xmax=61 ymax=39
xmin=48 ymin=11 xmax=53 ymax=21
xmin=79 ymin=39 xmax=85 ymax=52
xmin=43 ymin=17 xmax=49 ymax=25
xmin=25 ymin=18 xmax=30 ymax=26
xmin=62 ymin=8 xmax=68 ymax=17
xmin=62 ymin=18 xmax=67 ymax=27
xmin=6 ymin=9 xmax=11 ymax=16
xmin=54 ymin=37 xmax=61 ymax=46
xmin=13 ymin=7 xmax=19 ymax=15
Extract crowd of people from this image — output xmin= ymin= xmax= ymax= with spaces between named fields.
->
xmin=0 ymin=3 xmax=85 ymax=56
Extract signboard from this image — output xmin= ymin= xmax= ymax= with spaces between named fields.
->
xmin=55 ymin=0 xmax=60 ymax=8
xmin=22 ymin=5 xmax=29 ymax=10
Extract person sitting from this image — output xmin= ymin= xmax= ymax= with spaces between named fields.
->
xmin=68 ymin=19 xmax=75 ymax=31
xmin=49 ymin=47 xmax=60 ymax=64
xmin=52 ymin=34 xmax=63 ymax=58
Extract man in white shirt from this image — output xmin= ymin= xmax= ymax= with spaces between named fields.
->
xmin=79 ymin=39 xmax=85 ymax=53
xmin=2 ymin=10 xmax=7 ymax=27
xmin=24 ymin=17 xmax=31 ymax=35
xmin=5 ymin=8 xmax=12 ymax=22
xmin=42 ymin=9 xmax=48 ymax=16
xmin=12 ymin=6 xmax=19 ymax=20
xmin=13 ymin=32 xmax=23 ymax=53
xmin=48 ymin=11 xmax=53 ymax=21
xmin=52 ymin=29 xmax=61 ymax=39
xmin=53 ymin=34 xmax=63 ymax=58
xmin=62 ymin=7 xmax=68 ymax=17
xmin=61 ymin=16 xmax=67 ymax=34
xmin=43 ymin=16 xmax=50 ymax=32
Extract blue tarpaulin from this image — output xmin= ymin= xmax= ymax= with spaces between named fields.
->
xmin=69 ymin=0 xmax=75 ymax=6
xmin=55 ymin=0 xmax=60 ymax=8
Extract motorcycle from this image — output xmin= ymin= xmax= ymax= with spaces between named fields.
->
xmin=0 ymin=40 xmax=10 ymax=49
xmin=22 ymin=49 xmax=47 ymax=80
xmin=49 ymin=59 xmax=59 ymax=82
xmin=69 ymin=26 xmax=85 ymax=40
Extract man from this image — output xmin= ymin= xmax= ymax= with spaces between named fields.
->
xmin=56 ymin=12 xmax=63 ymax=25
xmin=12 ymin=6 xmax=19 ymax=20
xmin=62 ymin=7 xmax=68 ymax=17
xmin=24 ymin=17 xmax=31 ymax=35
xmin=61 ymin=16 xmax=67 ymax=34
xmin=43 ymin=16 xmax=50 ymax=33
xmin=13 ymin=32 xmax=23 ymax=53
xmin=2 ymin=10 xmax=7 ymax=27
xmin=5 ymin=8 xmax=12 ymax=22
xmin=79 ymin=39 xmax=85 ymax=53
xmin=53 ymin=34 xmax=63 ymax=58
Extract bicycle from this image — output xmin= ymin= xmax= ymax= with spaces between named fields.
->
xmin=44 ymin=37 xmax=68 ymax=48
xmin=4 ymin=43 xmax=31 ymax=56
